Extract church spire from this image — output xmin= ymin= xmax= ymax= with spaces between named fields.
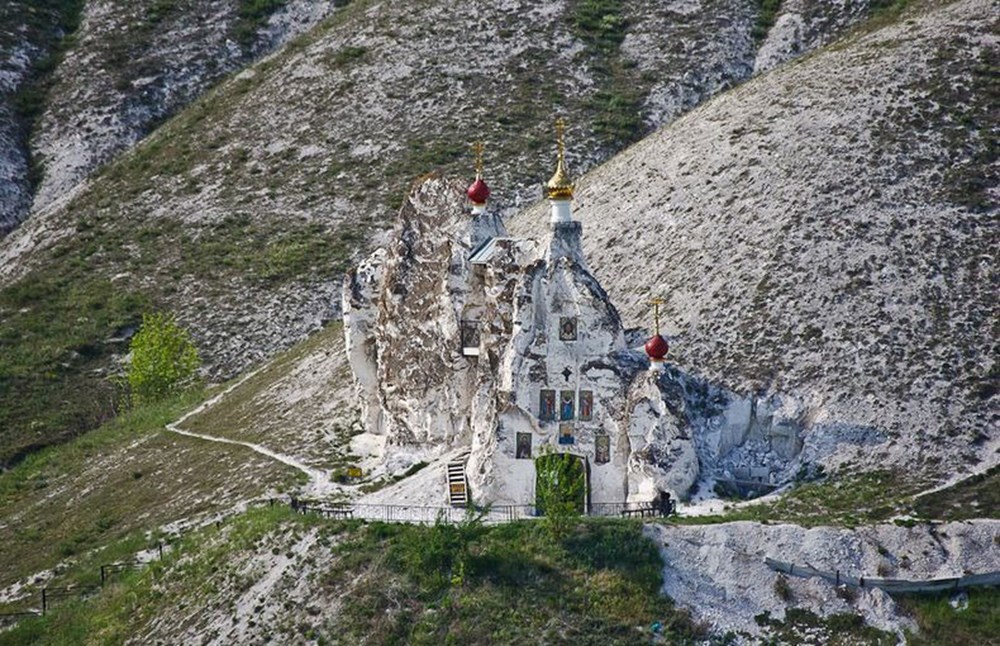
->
xmin=545 ymin=118 xmax=575 ymax=224
xmin=645 ymin=297 xmax=669 ymax=371
xmin=466 ymin=140 xmax=490 ymax=215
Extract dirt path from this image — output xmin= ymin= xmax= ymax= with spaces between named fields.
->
xmin=164 ymin=367 xmax=340 ymax=496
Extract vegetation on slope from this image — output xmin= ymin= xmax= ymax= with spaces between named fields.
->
xmin=678 ymin=466 xmax=998 ymax=528
xmin=0 ymin=390 xmax=303 ymax=590
xmin=1 ymin=506 xmax=705 ymax=644
xmin=4 ymin=503 xmax=997 ymax=645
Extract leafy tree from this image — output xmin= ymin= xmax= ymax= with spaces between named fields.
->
xmin=126 ymin=312 xmax=200 ymax=406
xmin=535 ymin=450 xmax=586 ymax=540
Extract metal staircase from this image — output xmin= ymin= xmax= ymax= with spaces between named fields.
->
xmin=447 ymin=453 xmax=470 ymax=507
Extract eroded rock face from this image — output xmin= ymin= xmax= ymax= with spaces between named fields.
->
xmin=344 ymin=176 xmax=701 ymax=505
xmin=644 ymin=519 xmax=1000 ymax=639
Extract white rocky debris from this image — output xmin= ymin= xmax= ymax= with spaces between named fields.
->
xmin=644 ymin=519 xmax=1000 ymax=638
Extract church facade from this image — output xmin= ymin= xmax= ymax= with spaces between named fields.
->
xmin=342 ymin=124 xmax=698 ymax=509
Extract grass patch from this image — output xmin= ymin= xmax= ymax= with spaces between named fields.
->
xmin=0 ymin=510 xmax=702 ymax=644
xmin=752 ymin=0 xmax=783 ymax=44
xmin=900 ymin=588 xmax=1000 ymax=645
xmin=0 ymin=389 xmax=303 ymax=590
xmin=181 ymin=322 xmax=361 ymax=472
xmin=0 ymin=273 xmax=150 ymax=467
xmin=754 ymin=607 xmax=896 ymax=644
xmin=570 ymin=0 xmax=646 ymax=148
xmin=674 ymin=470 xmax=931 ymax=527
xmin=910 ymin=465 xmax=999 ymax=521
xmin=232 ymin=0 xmax=288 ymax=50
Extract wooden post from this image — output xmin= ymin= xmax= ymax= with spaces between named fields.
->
xmin=158 ymin=542 xmax=164 ymax=560
xmin=100 ymin=565 xmax=106 ymax=586
xmin=836 ymin=570 xmax=840 ymax=586
xmin=41 ymin=589 xmax=47 ymax=615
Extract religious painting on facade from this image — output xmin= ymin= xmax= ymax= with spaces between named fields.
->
xmin=559 ymin=316 xmax=578 ymax=341
xmin=560 ymin=390 xmax=575 ymax=420
xmin=579 ymin=390 xmax=593 ymax=421
xmin=595 ymin=434 xmax=610 ymax=464
xmin=516 ymin=432 xmax=532 ymax=459
xmin=539 ymin=389 xmax=556 ymax=421
xmin=558 ymin=423 xmax=574 ymax=445
xmin=460 ymin=319 xmax=481 ymax=355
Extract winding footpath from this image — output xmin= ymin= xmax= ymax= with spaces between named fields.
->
xmin=164 ymin=362 xmax=340 ymax=496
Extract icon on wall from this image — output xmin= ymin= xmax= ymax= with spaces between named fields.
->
xmin=558 ymin=423 xmax=574 ymax=445
xmin=559 ymin=316 xmax=578 ymax=341
xmin=595 ymin=435 xmax=610 ymax=464
xmin=540 ymin=389 xmax=556 ymax=421
xmin=516 ymin=432 xmax=532 ymax=459
xmin=560 ymin=390 xmax=575 ymax=420
xmin=579 ymin=391 xmax=593 ymax=421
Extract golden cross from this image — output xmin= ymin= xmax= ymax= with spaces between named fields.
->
xmin=648 ymin=297 xmax=666 ymax=334
xmin=555 ymin=118 xmax=567 ymax=162
xmin=471 ymin=141 xmax=485 ymax=177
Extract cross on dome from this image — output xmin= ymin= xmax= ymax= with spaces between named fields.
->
xmin=645 ymin=297 xmax=669 ymax=369
xmin=466 ymin=140 xmax=490 ymax=214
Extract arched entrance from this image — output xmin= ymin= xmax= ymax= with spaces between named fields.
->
xmin=534 ymin=452 xmax=589 ymax=515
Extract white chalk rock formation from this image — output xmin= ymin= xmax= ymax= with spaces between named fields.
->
xmin=344 ymin=176 xmax=699 ymax=506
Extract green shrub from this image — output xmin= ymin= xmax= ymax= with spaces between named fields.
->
xmin=535 ymin=451 xmax=586 ymax=540
xmin=126 ymin=313 xmax=200 ymax=406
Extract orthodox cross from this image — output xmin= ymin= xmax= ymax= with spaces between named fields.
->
xmin=555 ymin=118 xmax=567 ymax=164
xmin=471 ymin=141 xmax=485 ymax=178
xmin=648 ymin=297 xmax=665 ymax=335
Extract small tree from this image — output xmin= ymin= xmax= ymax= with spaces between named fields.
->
xmin=127 ymin=312 xmax=200 ymax=406
xmin=535 ymin=450 xmax=586 ymax=541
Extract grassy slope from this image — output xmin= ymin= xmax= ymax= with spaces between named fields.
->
xmin=2 ymin=505 xmax=995 ymax=645
xmin=180 ymin=322 xmax=361 ymax=472
xmin=673 ymin=467 xmax=998 ymax=528
xmin=0 ymin=390 xmax=304 ymax=590
xmin=0 ymin=507 xmax=705 ymax=645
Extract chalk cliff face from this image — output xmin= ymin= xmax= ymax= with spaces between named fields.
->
xmin=344 ymin=176 xmax=703 ymax=505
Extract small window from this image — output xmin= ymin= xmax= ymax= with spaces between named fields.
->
xmin=460 ymin=320 xmax=481 ymax=356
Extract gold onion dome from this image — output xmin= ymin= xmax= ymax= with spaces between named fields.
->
xmin=545 ymin=118 xmax=574 ymax=200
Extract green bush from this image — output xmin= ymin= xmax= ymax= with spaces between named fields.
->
xmin=535 ymin=451 xmax=586 ymax=540
xmin=126 ymin=313 xmax=200 ymax=406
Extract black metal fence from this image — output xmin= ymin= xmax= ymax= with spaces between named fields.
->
xmin=0 ymin=543 xmax=168 ymax=625
xmin=287 ymin=497 xmax=675 ymax=524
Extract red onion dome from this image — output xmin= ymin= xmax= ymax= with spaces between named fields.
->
xmin=466 ymin=177 xmax=490 ymax=205
xmin=645 ymin=334 xmax=669 ymax=361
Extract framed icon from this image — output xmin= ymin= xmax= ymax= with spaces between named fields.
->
xmin=579 ymin=391 xmax=593 ymax=421
xmin=560 ymin=390 xmax=575 ymax=420
xmin=559 ymin=316 xmax=577 ymax=341
xmin=595 ymin=435 xmax=610 ymax=464
xmin=558 ymin=423 xmax=574 ymax=445
xmin=539 ymin=389 xmax=556 ymax=421
xmin=516 ymin=432 xmax=532 ymax=459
